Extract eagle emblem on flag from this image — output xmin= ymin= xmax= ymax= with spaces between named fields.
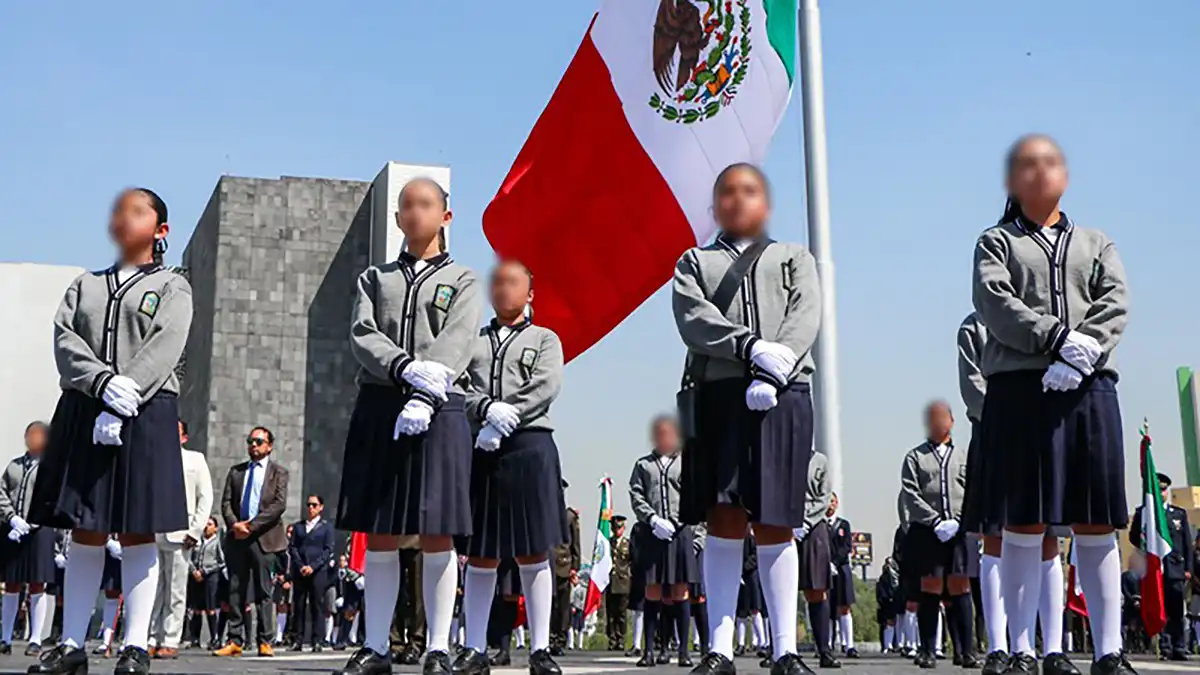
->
xmin=649 ymin=0 xmax=752 ymax=124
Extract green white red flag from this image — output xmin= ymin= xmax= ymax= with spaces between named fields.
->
xmin=1137 ymin=423 xmax=1171 ymax=637
xmin=584 ymin=478 xmax=614 ymax=616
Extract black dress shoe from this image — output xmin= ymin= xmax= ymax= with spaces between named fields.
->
xmin=1006 ymin=653 xmax=1038 ymax=675
xmin=657 ymin=649 xmax=672 ymax=665
xmin=1043 ymin=653 xmax=1081 ymax=675
xmin=451 ymin=648 xmax=490 ymax=675
xmin=1168 ymin=651 xmax=1189 ymax=662
xmin=1088 ymin=653 xmax=1136 ymax=675
xmin=26 ymin=643 xmax=43 ymax=657
xmin=818 ymin=651 xmax=841 ymax=669
xmin=981 ymin=650 xmax=1010 ymax=675
xmin=424 ymin=650 xmax=452 ymax=675
xmin=403 ymin=647 xmax=424 ymax=665
xmin=771 ymin=653 xmax=816 ymax=675
xmin=549 ymin=646 xmax=565 ymax=658
xmin=637 ymin=652 xmax=656 ymax=667
xmin=0 ymin=642 xmax=12 ymax=655
xmin=490 ymin=650 xmax=512 ymax=667
xmin=915 ymin=650 xmax=937 ymax=669
xmin=689 ymin=652 xmax=737 ymax=675
xmin=678 ymin=653 xmax=694 ymax=668
xmin=960 ymin=653 xmax=979 ymax=669
xmin=529 ymin=649 xmax=563 ymax=675
xmin=314 ymin=643 xmax=326 ymax=654
xmin=844 ymin=648 xmax=859 ymax=660
xmin=954 ymin=654 xmax=963 ymax=666
xmin=291 ymin=643 xmax=305 ymax=652
xmin=631 ymin=648 xmax=642 ymax=657
xmin=113 ymin=647 xmax=152 ymax=675
xmin=28 ymin=645 xmax=88 ymax=675
xmin=733 ymin=646 xmax=746 ymax=658
xmin=334 ymin=648 xmax=393 ymax=675
xmin=760 ymin=656 xmax=773 ymax=669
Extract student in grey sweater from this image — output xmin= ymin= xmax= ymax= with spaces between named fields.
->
xmin=333 ymin=178 xmax=483 ymax=675
xmin=455 ymin=260 xmax=568 ymax=675
xmin=794 ymin=451 xmax=840 ymax=668
xmin=1 ymin=421 xmax=55 ymax=656
xmin=971 ymin=135 xmax=1131 ymax=675
xmin=28 ymin=188 xmax=192 ymax=675
xmin=671 ymin=164 xmax=821 ymax=675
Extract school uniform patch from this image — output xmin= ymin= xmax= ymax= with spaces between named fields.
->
xmin=520 ymin=347 xmax=538 ymax=369
xmin=781 ymin=262 xmax=794 ymax=291
xmin=138 ymin=291 xmax=161 ymax=318
xmin=432 ymin=284 xmax=456 ymax=312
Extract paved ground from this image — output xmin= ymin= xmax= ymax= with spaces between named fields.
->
xmin=0 ymin=648 xmax=1190 ymax=675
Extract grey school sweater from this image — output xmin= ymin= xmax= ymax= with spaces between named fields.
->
xmin=463 ymin=320 xmax=564 ymax=431
xmin=957 ymin=312 xmax=987 ymax=424
xmin=898 ymin=441 xmax=967 ymax=528
xmin=628 ymin=452 xmax=683 ymax=524
xmin=0 ymin=454 xmax=39 ymax=522
xmin=54 ymin=265 xmax=193 ymax=400
xmin=350 ymin=252 xmax=484 ymax=405
xmin=972 ymin=216 xmax=1129 ymax=377
xmin=672 ymin=235 xmax=822 ymax=386
xmin=804 ymin=451 xmax=832 ymax=531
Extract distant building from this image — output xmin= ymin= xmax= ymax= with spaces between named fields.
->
xmin=179 ymin=163 xmax=451 ymax=519
xmin=0 ymin=263 xmax=85 ymax=461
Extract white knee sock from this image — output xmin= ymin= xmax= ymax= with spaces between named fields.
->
xmin=632 ymin=610 xmax=644 ymax=649
xmin=61 ymin=543 xmax=105 ymax=649
xmin=276 ymin=612 xmax=287 ymax=642
xmin=752 ymin=613 xmax=766 ymax=647
xmin=1 ymin=593 xmax=18 ymax=643
xmin=756 ymin=542 xmax=799 ymax=659
xmin=516 ymin=627 xmax=526 ymax=647
xmin=325 ymin=615 xmax=335 ymax=643
xmin=736 ymin=619 xmax=747 ymax=648
xmin=839 ymin=613 xmax=854 ymax=649
xmin=101 ymin=598 xmax=120 ymax=645
xmin=422 ymin=550 xmax=458 ymax=654
xmin=883 ymin=625 xmax=894 ymax=650
xmin=350 ymin=613 xmax=360 ymax=644
xmin=1039 ymin=556 xmax=1064 ymax=655
xmin=1001 ymin=531 xmax=1043 ymax=656
xmin=29 ymin=592 xmax=51 ymax=646
xmin=904 ymin=610 xmax=917 ymax=648
xmin=519 ymin=560 xmax=553 ymax=653
xmin=702 ymin=535 xmax=743 ymax=659
xmin=980 ymin=554 xmax=1007 ymax=653
xmin=364 ymin=550 xmax=401 ymax=656
xmin=935 ymin=611 xmax=944 ymax=654
xmin=463 ymin=565 xmax=497 ymax=651
xmin=120 ymin=543 xmax=159 ymax=651
xmin=1073 ymin=533 xmax=1121 ymax=661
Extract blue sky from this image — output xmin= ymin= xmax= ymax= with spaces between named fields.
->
xmin=2 ymin=2 xmax=1197 ymax=569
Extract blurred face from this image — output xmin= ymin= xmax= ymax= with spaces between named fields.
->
xmin=652 ymin=420 xmax=680 ymax=456
xmin=24 ymin=425 xmax=46 ymax=458
xmin=339 ymin=555 xmax=348 ymax=568
xmin=827 ymin=493 xmax=839 ymax=518
xmin=306 ymin=496 xmax=324 ymax=519
xmin=713 ymin=167 xmax=769 ymax=239
xmin=395 ymin=181 xmax=450 ymax=248
xmin=1005 ymin=137 xmax=1068 ymax=211
xmin=204 ymin=518 xmax=218 ymax=538
xmin=109 ymin=190 xmax=166 ymax=261
xmin=246 ymin=428 xmax=273 ymax=461
xmin=490 ymin=262 xmax=532 ymax=320
xmin=924 ymin=403 xmax=954 ymax=440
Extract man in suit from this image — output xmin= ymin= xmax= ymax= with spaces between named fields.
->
xmin=148 ymin=421 xmax=214 ymax=659
xmin=1130 ymin=472 xmax=1194 ymax=661
xmin=288 ymin=494 xmax=335 ymax=652
xmin=606 ymin=515 xmax=632 ymax=651
xmin=214 ymin=425 xmax=290 ymax=658
xmin=550 ymin=481 xmax=581 ymax=656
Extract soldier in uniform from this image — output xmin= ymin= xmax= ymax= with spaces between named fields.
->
xmin=1129 ymin=473 xmax=1194 ymax=661
xmin=550 ymin=484 xmax=580 ymax=656
xmin=390 ymin=535 xmax=426 ymax=665
xmin=607 ymin=516 xmax=632 ymax=651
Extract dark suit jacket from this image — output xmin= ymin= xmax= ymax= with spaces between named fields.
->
xmin=221 ymin=458 xmax=290 ymax=554
xmin=288 ymin=518 xmax=335 ymax=586
xmin=553 ymin=508 xmax=581 ymax=579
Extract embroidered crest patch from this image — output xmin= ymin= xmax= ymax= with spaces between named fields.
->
xmin=520 ymin=347 xmax=538 ymax=369
xmin=138 ymin=291 xmax=161 ymax=318
xmin=432 ymin=284 xmax=456 ymax=312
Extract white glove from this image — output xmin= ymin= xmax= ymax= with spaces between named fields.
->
xmin=793 ymin=524 xmax=810 ymax=541
xmin=830 ymin=562 xmax=838 ymax=576
xmin=934 ymin=519 xmax=960 ymax=543
xmin=105 ymin=539 xmax=122 ymax=560
xmin=9 ymin=516 xmax=31 ymax=537
xmin=54 ymin=554 xmax=67 ymax=569
xmin=393 ymin=400 xmax=434 ymax=438
xmin=1058 ymin=331 xmax=1102 ymax=375
xmin=401 ymin=361 xmax=454 ymax=402
xmin=92 ymin=412 xmax=124 ymax=446
xmin=354 ymin=576 xmax=365 ymax=590
xmin=475 ymin=424 xmax=503 ymax=452
xmin=7 ymin=529 xmax=21 ymax=542
xmin=750 ymin=340 xmax=798 ymax=382
xmin=650 ymin=516 xmax=676 ymax=541
xmin=102 ymin=375 xmax=142 ymax=417
xmin=335 ymin=597 xmax=344 ymax=609
xmin=745 ymin=380 xmax=779 ymax=412
xmin=485 ymin=402 xmax=521 ymax=436
xmin=1042 ymin=362 xmax=1084 ymax=393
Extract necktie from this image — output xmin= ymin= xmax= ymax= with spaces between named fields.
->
xmin=242 ymin=462 xmax=257 ymax=520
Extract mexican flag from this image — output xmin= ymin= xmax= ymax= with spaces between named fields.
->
xmin=1137 ymin=424 xmax=1171 ymax=638
xmin=584 ymin=478 xmax=615 ymax=617
xmin=1066 ymin=542 xmax=1087 ymax=616
xmin=348 ymin=532 xmax=367 ymax=574
xmin=485 ymin=0 xmax=798 ymax=361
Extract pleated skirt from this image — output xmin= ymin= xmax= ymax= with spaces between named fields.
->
xmin=736 ymin=569 xmax=764 ymax=616
xmin=336 ymin=385 xmax=473 ymax=537
xmin=631 ymin=522 xmax=700 ymax=586
xmin=460 ymin=429 xmax=569 ymax=559
xmin=101 ymin=551 xmax=122 ymax=592
xmin=830 ymin=563 xmax=856 ymax=607
xmin=959 ymin=423 xmax=998 ymax=536
xmin=977 ymin=371 xmax=1128 ymax=529
xmin=0 ymin=526 xmax=57 ymax=583
xmin=680 ymin=379 xmax=813 ymax=528
xmin=902 ymin=524 xmax=979 ymax=579
xmin=29 ymin=389 xmax=188 ymax=534
xmin=798 ymin=519 xmax=832 ymax=591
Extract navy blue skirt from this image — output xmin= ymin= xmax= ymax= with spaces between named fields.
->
xmin=737 ymin=569 xmax=764 ymax=617
xmin=831 ymin=563 xmax=856 ymax=608
xmin=461 ymin=429 xmax=569 ymax=559
xmin=30 ymin=389 xmax=188 ymax=534
xmin=101 ymin=550 xmax=122 ymax=592
xmin=0 ymin=526 xmax=58 ymax=583
xmin=631 ymin=521 xmax=700 ymax=586
xmin=336 ymin=386 xmax=473 ymax=537
xmin=798 ymin=519 xmax=832 ymax=591
xmin=960 ymin=423 xmax=998 ymax=536
xmin=903 ymin=524 xmax=979 ymax=579
xmin=977 ymin=371 xmax=1128 ymax=528
xmin=680 ymin=379 xmax=813 ymax=528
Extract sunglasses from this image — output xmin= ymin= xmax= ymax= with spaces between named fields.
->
xmin=246 ymin=437 xmax=267 ymax=447
xmin=306 ymin=503 xmax=320 ymax=508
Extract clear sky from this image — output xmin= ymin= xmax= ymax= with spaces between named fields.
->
xmin=2 ymin=1 xmax=1197 ymax=572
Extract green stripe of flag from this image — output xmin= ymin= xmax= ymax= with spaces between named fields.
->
xmin=764 ymin=0 xmax=798 ymax=83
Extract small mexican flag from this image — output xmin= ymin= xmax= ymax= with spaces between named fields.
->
xmin=584 ymin=478 xmax=615 ymax=617
xmin=1137 ymin=423 xmax=1171 ymax=638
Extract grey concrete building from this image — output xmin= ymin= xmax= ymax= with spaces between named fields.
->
xmin=180 ymin=164 xmax=451 ymax=522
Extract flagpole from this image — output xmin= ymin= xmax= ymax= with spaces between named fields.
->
xmin=798 ymin=0 xmax=845 ymax=506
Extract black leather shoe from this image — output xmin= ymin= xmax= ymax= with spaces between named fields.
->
xmin=954 ymin=654 xmax=963 ymax=667
xmin=1088 ymin=653 xmax=1136 ymax=675
xmin=915 ymin=650 xmax=937 ymax=669
xmin=678 ymin=653 xmax=694 ymax=668
xmin=1043 ymin=653 xmax=1081 ymax=675
xmin=818 ymin=651 xmax=841 ymax=669
xmin=26 ymin=643 xmax=43 ymax=657
xmin=689 ymin=652 xmax=736 ymax=675
xmin=113 ymin=647 xmax=152 ymax=675
xmin=548 ymin=646 xmax=565 ymax=658
xmin=960 ymin=653 xmax=979 ymax=669
xmin=0 ymin=642 xmax=11 ymax=655
xmin=490 ymin=650 xmax=511 ymax=667
xmin=424 ymin=651 xmax=452 ymax=675
xmin=291 ymin=643 xmax=305 ymax=652
xmin=1168 ymin=651 xmax=1189 ymax=662
xmin=844 ymin=648 xmax=859 ymax=660
xmin=982 ymin=651 xmax=1010 ymax=675
xmin=1006 ymin=653 xmax=1039 ymax=675
xmin=314 ymin=643 xmax=326 ymax=654
xmin=771 ymin=653 xmax=816 ymax=675
xmin=450 ymin=648 xmax=490 ymax=675
xmin=333 ymin=648 xmax=393 ymax=675
xmin=28 ymin=645 xmax=88 ymax=675
xmin=657 ymin=650 xmax=671 ymax=665
xmin=402 ymin=647 xmax=424 ymax=666
xmin=760 ymin=656 xmax=772 ymax=669
xmin=529 ymin=649 xmax=563 ymax=675
xmin=637 ymin=652 xmax=656 ymax=667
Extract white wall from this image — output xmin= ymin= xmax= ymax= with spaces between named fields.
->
xmin=0 ymin=263 xmax=85 ymax=462
xmin=369 ymin=162 xmax=452 ymax=265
